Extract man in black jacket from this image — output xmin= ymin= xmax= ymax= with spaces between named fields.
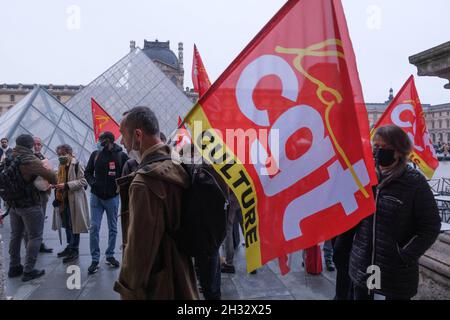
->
xmin=85 ymin=131 xmax=128 ymax=274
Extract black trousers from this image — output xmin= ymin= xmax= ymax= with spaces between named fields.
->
xmin=194 ymin=250 xmax=221 ymax=300
xmin=332 ymin=227 xmax=356 ymax=300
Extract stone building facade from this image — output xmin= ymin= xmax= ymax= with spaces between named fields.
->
xmin=366 ymin=89 xmax=450 ymax=145
xmin=424 ymin=103 xmax=450 ymax=144
xmin=0 ymin=39 xmax=199 ymax=118
xmin=0 ymin=84 xmax=83 ymax=116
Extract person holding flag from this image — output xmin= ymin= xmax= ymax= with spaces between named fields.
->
xmin=349 ymin=125 xmax=441 ymax=300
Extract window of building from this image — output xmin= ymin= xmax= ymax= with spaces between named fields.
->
xmin=447 ymin=120 xmax=450 ymax=129
xmin=57 ymin=96 xmax=61 ymax=101
xmin=439 ymin=120 xmax=442 ymax=129
xmin=10 ymin=95 xmax=15 ymax=102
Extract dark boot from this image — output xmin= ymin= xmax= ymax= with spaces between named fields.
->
xmin=8 ymin=265 xmax=23 ymax=278
xmin=63 ymin=250 xmax=79 ymax=264
xmin=57 ymin=247 xmax=71 ymax=258
xmin=39 ymin=243 xmax=53 ymax=253
xmin=22 ymin=269 xmax=45 ymax=282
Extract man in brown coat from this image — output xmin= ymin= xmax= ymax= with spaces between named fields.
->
xmin=113 ymin=106 xmax=198 ymax=300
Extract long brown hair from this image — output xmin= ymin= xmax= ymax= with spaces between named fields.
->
xmin=373 ymin=125 xmax=413 ymax=166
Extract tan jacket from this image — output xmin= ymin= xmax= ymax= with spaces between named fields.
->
xmin=52 ymin=159 xmax=90 ymax=234
xmin=114 ymin=143 xmax=199 ymax=300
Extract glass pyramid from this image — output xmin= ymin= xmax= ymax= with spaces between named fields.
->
xmin=0 ymin=86 xmax=95 ymax=167
xmin=66 ymin=48 xmax=194 ymax=137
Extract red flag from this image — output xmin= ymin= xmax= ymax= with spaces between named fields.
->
xmin=192 ymin=44 xmax=211 ymax=97
xmin=372 ymin=76 xmax=438 ymax=178
xmin=174 ymin=116 xmax=192 ymax=149
xmin=185 ymin=0 xmax=376 ymax=273
xmin=91 ymin=98 xmax=121 ymax=142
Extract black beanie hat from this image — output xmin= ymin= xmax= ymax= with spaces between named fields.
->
xmin=99 ymin=131 xmax=115 ymax=142
xmin=16 ymin=134 xmax=35 ymax=149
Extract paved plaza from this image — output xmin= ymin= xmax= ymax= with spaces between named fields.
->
xmin=0 ymin=199 xmax=336 ymax=300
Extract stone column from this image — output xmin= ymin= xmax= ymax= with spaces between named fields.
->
xmin=0 ymin=233 xmax=5 ymax=300
xmin=410 ymin=41 xmax=450 ymax=299
xmin=409 ymin=41 xmax=450 ymax=89
xmin=415 ymin=233 xmax=450 ymax=299
xmin=178 ymin=42 xmax=185 ymax=89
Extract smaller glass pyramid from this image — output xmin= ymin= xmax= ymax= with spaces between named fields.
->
xmin=0 ymin=86 xmax=95 ymax=167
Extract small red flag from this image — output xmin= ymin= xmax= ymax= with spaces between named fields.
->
xmin=192 ymin=44 xmax=211 ymax=97
xmin=174 ymin=116 xmax=192 ymax=150
xmin=91 ymin=98 xmax=121 ymax=142
xmin=372 ymin=76 xmax=438 ymax=178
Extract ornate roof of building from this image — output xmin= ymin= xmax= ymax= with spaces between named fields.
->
xmin=142 ymin=40 xmax=179 ymax=70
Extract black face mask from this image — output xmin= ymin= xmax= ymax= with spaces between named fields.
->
xmin=373 ymin=148 xmax=396 ymax=167
xmin=100 ymin=140 xmax=109 ymax=148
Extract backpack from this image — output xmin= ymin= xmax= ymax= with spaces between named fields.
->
xmin=142 ymin=155 xmax=229 ymax=257
xmin=0 ymin=157 xmax=41 ymax=208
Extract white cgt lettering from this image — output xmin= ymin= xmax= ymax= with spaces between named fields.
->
xmin=236 ymin=55 xmax=299 ymax=127
xmin=391 ymin=104 xmax=423 ymax=152
xmin=251 ymin=105 xmax=334 ymax=196
xmin=236 ymin=54 xmax=371 ymax=241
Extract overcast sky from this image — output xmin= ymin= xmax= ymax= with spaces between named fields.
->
xmin=0 ymin=0 xmax=449 ymax=105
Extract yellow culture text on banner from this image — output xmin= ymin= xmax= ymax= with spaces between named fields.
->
xmin=186 ymin=105 xmax=262 ymax=272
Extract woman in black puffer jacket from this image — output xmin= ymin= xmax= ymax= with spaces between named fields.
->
xmin=350 ymin=125 xmax=441 ymax=300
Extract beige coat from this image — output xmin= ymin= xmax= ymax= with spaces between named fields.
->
xmin=52 ymin=159 xmax=90 ymax=234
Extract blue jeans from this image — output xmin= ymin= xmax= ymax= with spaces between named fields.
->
xmin=89 ymin=194 xmax=119 ymax=262
xmin=323 ymin=240 xmax=333 ymax=263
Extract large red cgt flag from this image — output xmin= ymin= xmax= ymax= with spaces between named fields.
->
xmin=91 ymin=98 xmax=121 ymax=142
xmin=185 ymin=0 xmax=377 ymax=273
xmin=192 ymin=44 xmax=212 ymax=97
xmin=372 ymin=76 xmax=438 ymax=179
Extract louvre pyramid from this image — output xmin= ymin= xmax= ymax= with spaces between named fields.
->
xmin=66 ymin=48 xmax=194 ymax=137
xmin=0 ymin=86 xmax=95 ymax=166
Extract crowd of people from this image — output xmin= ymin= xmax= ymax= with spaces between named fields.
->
xmin=0 ymin=107 xmax=442 ymax=300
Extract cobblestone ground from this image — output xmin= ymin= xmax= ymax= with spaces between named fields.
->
xmin=0 ymin=199 xmax=335 ymax=300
